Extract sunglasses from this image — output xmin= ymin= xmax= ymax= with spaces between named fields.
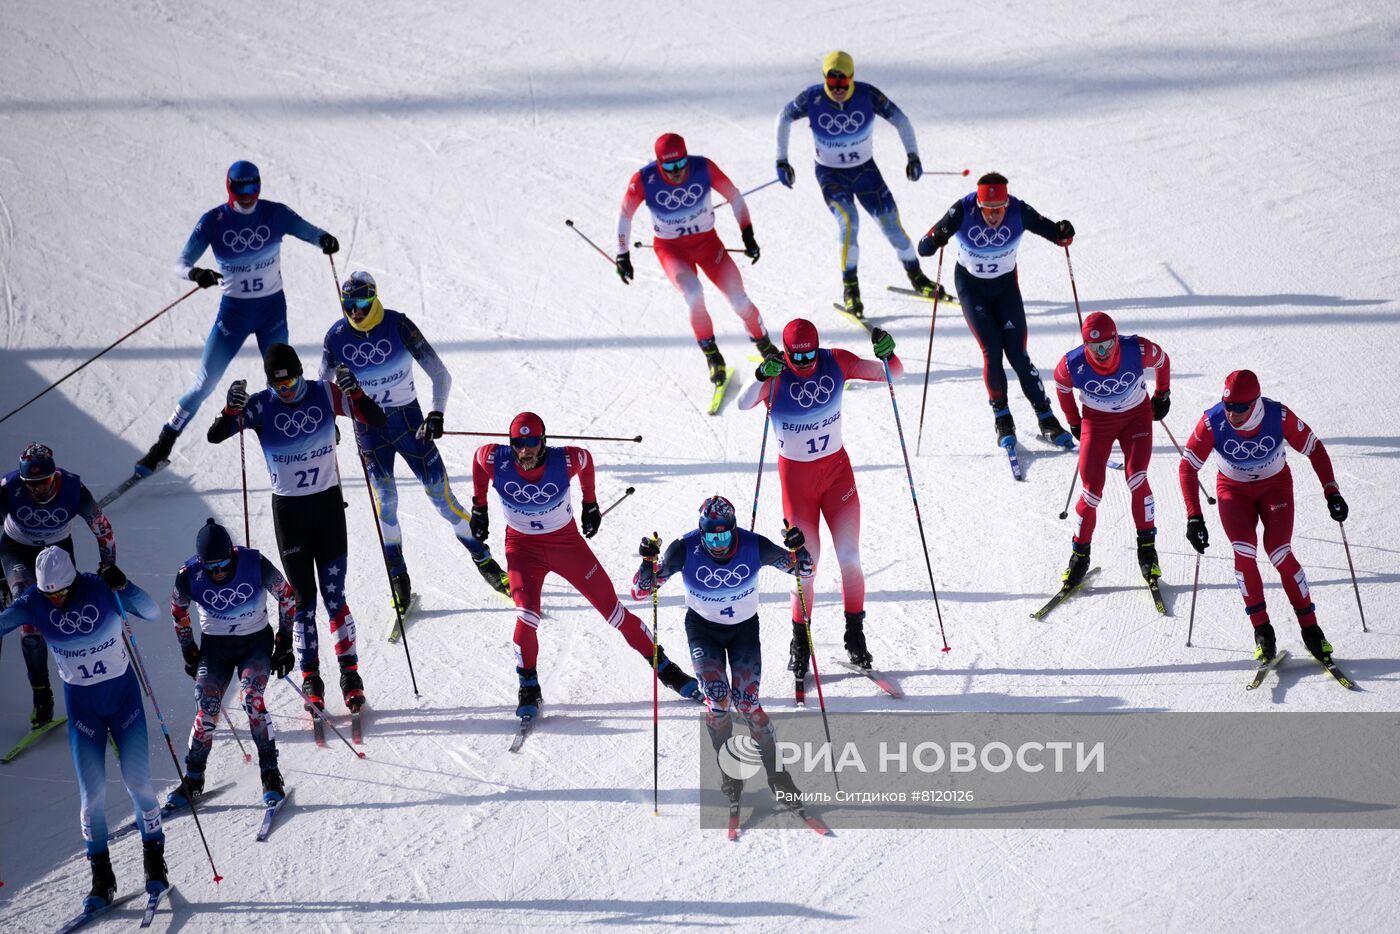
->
xmin=825 ymin=73 xmax=851 ymax=90
xmin=204 ymin=557 xmax=232 ymax=572
xmin=230 ymin=181 xmax=260 ymax=196
xmin=789 ymin=350 xmax=817 ymax=364
xmin=1223 ymin=400 xmax=1254 ymax=414
xmin=511 ymin=437 xmax=543 ymax=449
xmin=701 ymin=530 xmax=734 ymax=551
xmin=660 ymin=157 xmax=688 ymax=173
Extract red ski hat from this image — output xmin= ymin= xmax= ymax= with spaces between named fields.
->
xmin=510 ymin=411 xmax=546 ymax=443
xmin=654 ymin=133 xmax=687 ymax=166
xmin=1082 ymin=312 xmax=1117 ymax=344
xmin=1222 ymin=370 xmax=1261 ymax=404
xmin=783 ymin=318 xmax=820 ymax=370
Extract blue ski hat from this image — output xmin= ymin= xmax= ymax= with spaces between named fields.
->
xmin=196 ymin=517 xmax=234 ymax=564
xmin=698 ymin=494 xmax=737 ymax=557
xmin=226 ymin=160 xmax=261 ymax=203
xmin=19 ymin=442 xmax=56 ymax=481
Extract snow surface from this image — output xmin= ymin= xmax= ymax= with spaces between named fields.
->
xmin=3 ymin=1 xmax=1400 ymax=930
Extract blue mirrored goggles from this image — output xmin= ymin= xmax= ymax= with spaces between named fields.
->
xmin=660 ymin=157 xmax=688 ymax=173
xmin=203 ymin=557 xmax=232 ymax=572
xmin=789 ymin=350 xmax=817 ymax=365
xmin=701 ymin=529 xmax=734 ymax=551
xmin=342 ymin=296 xmax=375 ymax=312
xmin=229 ymin=179 xmax=261 ymax=197
xmin=1223 ymin=400 xmax=1254 ymax=414
xmin=510 ymin=436 xmax=543 ymax=449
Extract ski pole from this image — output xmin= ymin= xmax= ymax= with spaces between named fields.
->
xmin=238 ymin=413 xmax=251 ymax=547
xmin=220 ymin=704 xmax=253 ymax=764
xmin=328 ymin=254 xmax=342 ymax=305
xmin=115 ymin=595 xmax=224 ymax=884
xmin=600 ymin=487 xmax=637 ymax=519
xmin=924 ymin=168 xmax=972 ymax=177
xmin=1159 ymin=423 xmax=1216 ymax=505
xmin=634 ymin=240 xmax=744 ymax=254
xmin=280 ymin=674 xmax=365 ymax=758
xmin=648 ymin=533 xmax=661 ymax=817
xmin=442 ymin=431 xmax=642 ymax=443
xmin=914 ymin=246 xmax=945 ymax=456
xmin=749 ymin=385 xmax=775 ymax=531
xmin=357 ymin=451 xmax=420 ymax=695
xmin=1185 ymin=552 xmax=1201 ymax=647
xmin=564 ymin=219 xmax=615 ymax=264
xmin=880 ymin=358 xmax=951 ymax=652
xmin=1058 ymin=460 xmax=1079 ymax=520
xmin=787 ymin=520 xmax=838 ymax=793
xmin=1339 ymin=522 xmax=1368 ymax=632
xmin=713 ymin=178 xmax=782 ymax=210
xmin=1063 ymin=245 xmax=1085 ymax=332
xmin=0 ymin=286 xmax=201 ymax=426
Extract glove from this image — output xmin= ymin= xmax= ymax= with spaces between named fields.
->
xmin=1327 ymin=491 xmax=1348 ymax=523
xmin=271 ymin=630 xmax=294 ymax=679
xmin=1070 ymin=422 xmax=1082 ymax=441
xmin=181 ymin=641 xmax=201 ymax=679
xmin=469 ymin=504 xmax=490 ymax=541
xmin=905 ymin=154 xmax=923 ymax=182
xmin=99 ymin=563 xmax=127 ymax=590
xmin=225 ymin=379 xmax=248 ymax=413
xmin=871 ymin=327 xmax=896 ymax=360
xmin=1151 ymin=390 xmax=1171 ymax=421
xmin=581 ymin=500 xmax=602 ymax=539
xmin=782 ymin=525 xmax=805 ymax=551
xmin=188 ymin=267 xmax=223 ymax=289
xmin=918 ymin=228 xmax=950 ymax=257
xmin=417 ymin=410 xmax=444 ymax=441
xmin=639 ymin=536 xmax=660 ymax=560
xmin=1055 ymin=219 xmax=1075 ymax=246
xmin=1186 ymin=516 xmax=1210 ymax=554
xmin=334 ymin=364 xmax=361 ymax=397
xmin=755 ymin=355 xmax=785 ymax=382
xmin=615 ymin=252 xmax=634 ymax=285
xmin=776 ymin=159 xmax=795 ymax=188
xmin=319 ymin=233 xmax=339 ymax=255
xmin=741 ymin=226 xmax=760 ymax=264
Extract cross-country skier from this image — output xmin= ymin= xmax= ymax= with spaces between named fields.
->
xmin=207 ymin=343 xmax=385 ymax=715
xmin=0 ymin=547 xmax=167 ymax=915
xmin=166 ymin=518 xmax=297 ymax=810
xmin=470 ymin=412 xmax=700 ymax=718
xmin=775 ymin=50 xmax=946 ymax=317
xmin=135 ymin=161 xmax=339 ymax=476
xmin=919 ymin=172 xmax=1075 ymax=449
xmin=1052 ymin=312 xmax=1172 ymax=586
xmin=0 ymin=442 xmax=123 ymax=730
xmin=321 ymin=271 xmax=510 ymax=610
xmin=630 ymin=496 xmax=814 ymax=803
xmin=1178 ymin=370 xmax=1348 ymax=666
xmin=736 ymin=319 xmax=902 ymax=672
xmin=615 ymin=133 xmax=778 ymax=389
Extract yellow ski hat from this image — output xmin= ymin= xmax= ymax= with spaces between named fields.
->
xmin=822 ymin=50 xmax=854 ymax=78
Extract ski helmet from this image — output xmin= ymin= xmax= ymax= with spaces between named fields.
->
xmin=697 ymin=494 xmax=738 ymax=558
xmin=1082 ymin=312 xmax=1118 ymax=364
xmin=340 ymin=271 xmax=383 ymax=332
xmin=976 ymin=172 xmax=1010 ymax=209
xmin=18 ymin=442 xmax=57 ymax=501
xmin=654 ymin=133 xmax=688 ymax=174
xmin=783 ymin=318 xmax=820 ymax=371
xmin=195 ymin=517 xmax=234 ymax=567
xmin=822 ymin=50 xmax=855 ymax=102
xmin=264 ymin=343 xmax=303 ymax=382
xmin=36 ymin=545 xmax=76 ymax=601
xmin=510 ymin=412 xmax=547 ymax=465
xmin=226 ymin=160 xmax=261 ymax=205
xmin=1222 ymin=370 xmax=1261 ymax=407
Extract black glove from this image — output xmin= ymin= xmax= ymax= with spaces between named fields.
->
xmin=918 ymin=227 xmax=950 ymax=257
xmin=189 ymin=267 xmax=223 ymax=289
xmin=905 ymin=154 xmax=923 ymax=182
xmin=319 ymin=233 xmax=339 ymax=255
xmin=782 ymin=525 xmax=805 ymax=551
xmin=776 ymin=159 xmax=795 ymax=188
xmin=616 ymin=252 xmax=634 ymax=285
xmin=871 ymin=327 xmax=896 ymax=360
xmin=1071 ymin=422 xmax=1082 ymax=441
xmin=417 ymin=410 xmax=444 ymax=441
xmin=581 ymin=500 xmax=602 ymax=539
xmin=1055 ymin=219 xmax=1075 ymax=246
xmin=1151 ymin=390 xmax=1171 ymax=421
xmin=1327 ymin=491 xmax=1348 ymax=523
xmin=639 ymin=536 xmax=660 ymax=560
xmin=755 ymin=355 xmax=784 ymax=382
xmin=181 ymin=641 xmax=201 ymax=679
xmin=99 ymin=563 xmax=127 ymax=590
xmin=271 ymin=630 xmax=294 ymax=679
xmin=225 ymin=379 xmax=248 ymax=413
xmin=334 ymin=364 xmax=361 ymax=397
xmin=741 ymin=226 xmax=760 ymax=264
xmin=470 ymin=504 xmax=490 ymax=541
xmin=1186 ymin=516 xmax=1210 ymax=554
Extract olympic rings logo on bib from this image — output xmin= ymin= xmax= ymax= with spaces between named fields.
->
xmin=789 ymin=375 xmax=836 ymax=408
xmin=273 ymin=406 xmax=324 ymax=437
xmin=817 ymin=111 xmax=866 ymax=135
xmin=15 ymin=506 xmax=69 ymax=529
xmin=342 ymin=340 xmax=394 ymax=368
xmin=1083 ymin=373 xmax=1138 ymax=396
xmin=222 ymin=225 xmax=272 ymax=253
xmin=503 ymin=481 xmax=559 ymax=505
xmin=51 ymin=604 xmax=100 ymax=635
xmin=203 ymin=582 xmax=255 ymax=612
xmin=966 ymin=225 xmax=1013 ymax=248
xmin=694 ymin=565 xmax=751 ymax=589
xmin=654 ymin=184 xmax=705 ymax=211
xmin=1222 ymin=436 xmax=1277 ymax=460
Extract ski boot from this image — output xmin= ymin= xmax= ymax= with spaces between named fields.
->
xmin=768 ymin=768 xmax=802 ymax=802
xmin=30 ymin=684 xmax=54 ymax=728
xmin=844 ymin=611 xmax=873 ymax=669
xmin=993 ymin=406 xmax=1016 ymax=451
xmin=339 ymin=663 xmax=366 ymax=712
xmin=787 ymin=621 xmax=810 ymax=680
xmin=842 ymin=272 xmax=863 ymax=318
xmin=699 ymin=339 xmax=728 ymax=386
xmin=142 ymin=837 xmax=169 ymax=895
xmin=721 ymin=772 xmax=744 ymax=805
xmin=1253 ymin=621 xmax=1278 ymax=662
xmin=165 ymin=771 xmax=204 ymax=810
xmin=1063 ymin=542 xmax=1091 ymax=588
xmin=85 ymin=850 xmax=117 ymax=913
xmin=516 ymin=666 xmax=542 ymax=718
xmin=1034 ymin=404 xmax=1074 ymax=449
xmin=905 ymin=261 xmax=951 ymax=302
xmin=1300 ymin=620 xmax=1332 ymax=664
xmin=260 ymin=766 xmax=286 ymax=805
xmin=390 ymin=572 xmax=412 ymax=614
xmin=136 ymin=425 xmax=180 ymax=476
xmin=473 ymin=553 xmax=511 ymax=597
xmin=752 ymin=333 xmax=778 ymax=359
xmin=657 ymin=654 xmax=703 ymax=702
xmin=301 ymin=672 xmax=326 ymax=713
xmin=1137 ymin=528 xmax=1161 ymax=581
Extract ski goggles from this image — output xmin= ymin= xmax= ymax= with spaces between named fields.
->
xmin=1223 ymin=399 xmax=1255 ymax=414
xmin=660 ymin=157 xmax=688 ymax=173
xmin=203 ymin=556 xmax=233 ymax=572
xmin=1086 ymin=338 xmax=1115 ymax=359
xmin=229 ymin=177 xmax=261 ymax=197
xmin=701 ymin=529 xmax=734 ymax=552
xmin=270 ymin=375 xmax=302 ymax=395
xmin=43 ymin=586 xmax=71 ymax=606
xmin=824 ymin=72 xmax=852 ymax=91
xmin=788 ymin=350 xmax=817 ymax=365
xmin=342 ymin=296 xmax=375 ymax=312
xmin=510 ymin=436 xmax=543 ymax=450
